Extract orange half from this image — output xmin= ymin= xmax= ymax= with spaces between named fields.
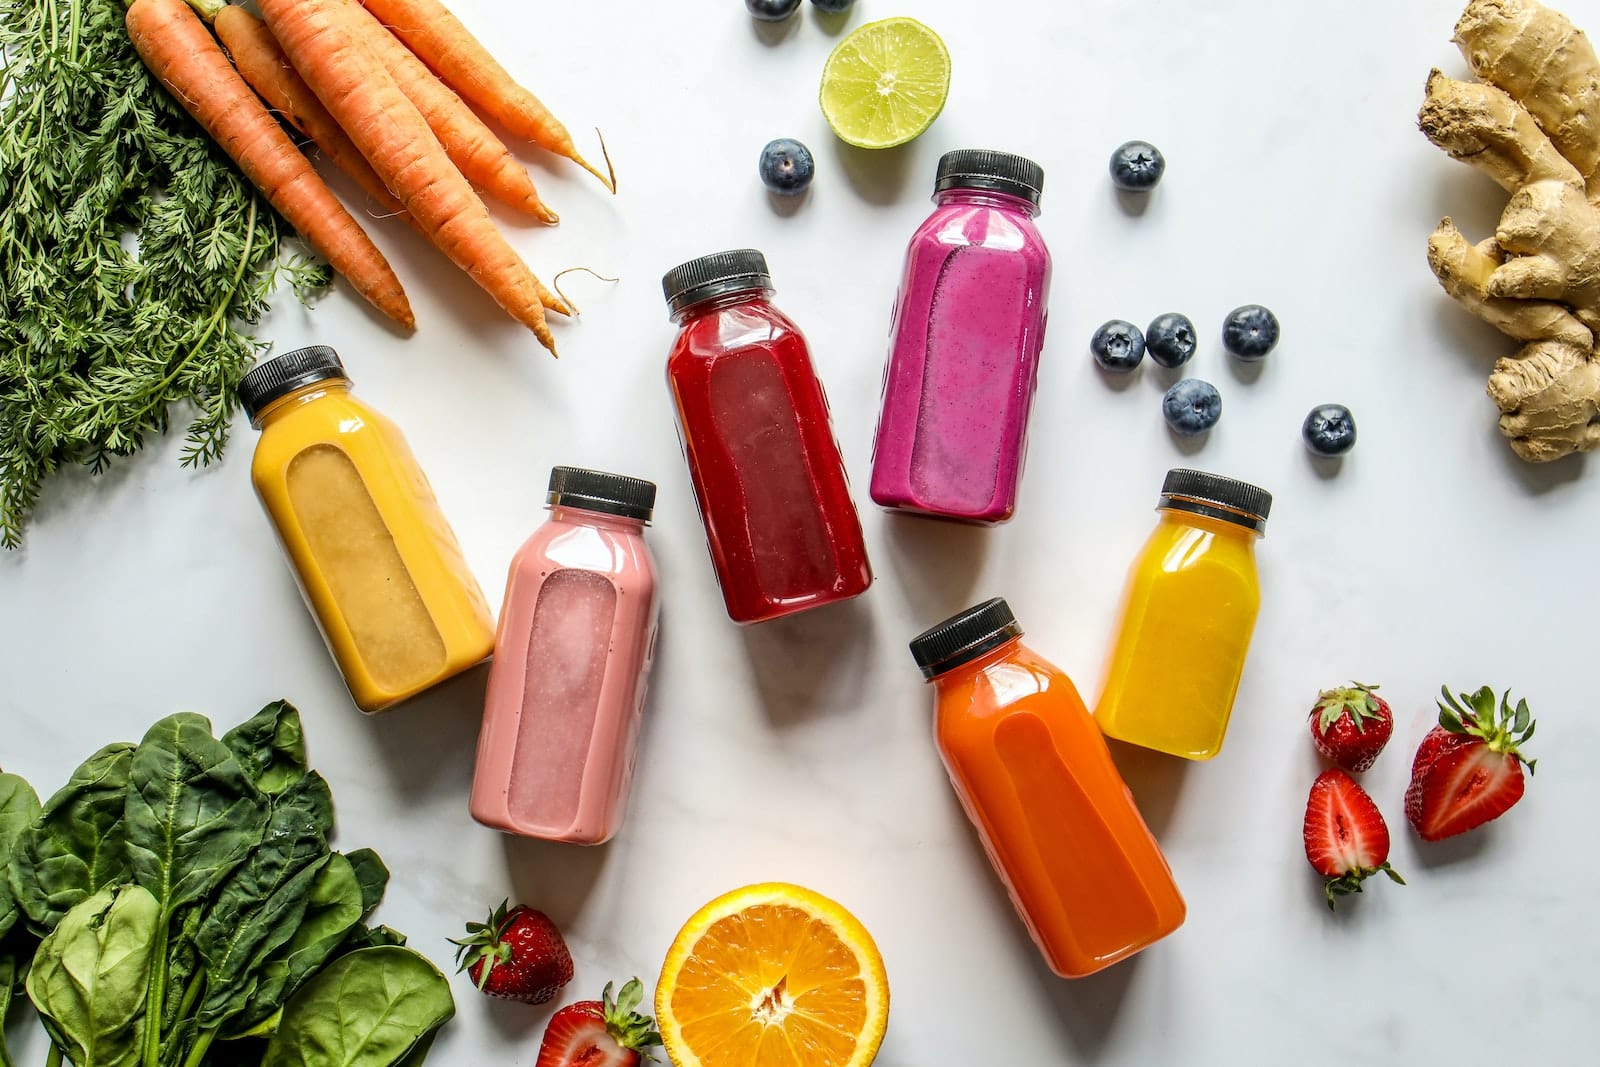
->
xmin=656 ymin=883 xmax=890 ymax=1067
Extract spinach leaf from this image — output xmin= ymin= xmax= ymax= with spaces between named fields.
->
xmin=344 ymin=848 xmax=389 ymax=921
xmin=338 ymin=925 xmax=407 ymax=952
xmin=0 ymin=771 xmax=42 ymax=940
xmin=25 ymin=884 xmax=158 ymax=1067
xmin=222 ymin=703 xmax=308 ymax=798
xmin=8 ymin=744 xmax=134 ymax=934
xmin=196 ymin=773 xmax=334 ymax=1029
xmin=226 ymin=852 xmax=363 ymax=1036
xmin=261 ymin=947 xmax=454 ymax=1067
xmin=125 ymin=713 xmax=268 ymax=917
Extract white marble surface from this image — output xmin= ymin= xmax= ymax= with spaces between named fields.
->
xmin=4 ymin=0 xmax=1600 ymax=1063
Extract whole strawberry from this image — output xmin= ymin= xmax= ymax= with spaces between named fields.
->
xmin=450 ymin=900 xmax=573 ymax=1004
xmin=1406 ymin=685 xmax=1537 ymax=842
xmin=536 ymin=978 xmax=662 ymax=1067
xmin=1309 ymin=681 xmax=1393 ymax=773
xmin=1303 ymin=768 xmax=1405 ymax=909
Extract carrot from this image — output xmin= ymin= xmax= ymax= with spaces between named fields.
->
xmin=256 ymin=0 xmax=566 ymax=350
xmin=341 ymin=0 xmax=557 ymax=223
xmin=125 ymin=0 xmax=414 ymax=328
xmin=212 ymin=5 xmax=407 ymax=226
xmin=356 ymin=0 xmax=614 ymax=191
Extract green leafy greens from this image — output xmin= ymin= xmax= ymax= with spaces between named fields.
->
xmin=0 ymin=0 xmax=328 ymax=548
xmin=0 ymin=702 xmax=453 ymax=1067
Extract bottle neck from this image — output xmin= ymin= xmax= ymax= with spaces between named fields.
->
xmin=1158 ymin=506 xmax=1262 ymax=542
xmin=250 ymin=379 xmax=351 ymax=429
xmin=670 ymin=285 xmax=774 ymax=324
xmin=934 ymin=187 xmax=1039 ymax=216
xmin=927 ymin=635 xmax=1024 ymax=688
xmin=547 ymin=504 xmax=647 ymax=533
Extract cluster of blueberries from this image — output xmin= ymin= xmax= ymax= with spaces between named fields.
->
xmin=1090 ymin=309 xmax=1356 ymax=457
xmin=746 ymin=0 xmax=854 ymax=22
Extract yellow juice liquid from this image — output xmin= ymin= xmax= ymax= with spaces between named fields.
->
xmin=251 ymin=382 xmax=494 ymax=712
xmin=1095 ymin=509 xmax=1261 ymax=760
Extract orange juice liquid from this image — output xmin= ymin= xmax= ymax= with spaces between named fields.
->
xmin=928 ymin=627 xmax=1184 ymax=978
xmin=250 ymin=377 xmax=494 ymax=712
xmin=1096 ymin=508 xmax=1261 ymax=760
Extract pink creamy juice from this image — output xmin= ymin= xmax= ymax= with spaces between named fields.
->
xmin=870 ymin=151 xmax=1051 ymax=524
xmin=470 ymin=470 xmax=659 ymax=844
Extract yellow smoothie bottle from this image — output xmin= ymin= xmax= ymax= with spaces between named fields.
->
xmin=1095 ymin=469 xmax=1271 ymax=760
xmin=241 ymin=346 xmax=494 ymax=712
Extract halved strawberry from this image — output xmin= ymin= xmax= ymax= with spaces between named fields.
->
xmin=1303 ymin=769 xmax=1405 ymax=909
xmin=535 ymin=978 xmax=662 ymax=1067
xmin=1406 ymin=685 xmax=1537 ymax=842
xmin=1309 ymin=681 xmax=1394 ymax=773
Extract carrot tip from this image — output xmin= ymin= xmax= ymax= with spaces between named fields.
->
xmin=573 ymin=128 xmax=615 ymax=193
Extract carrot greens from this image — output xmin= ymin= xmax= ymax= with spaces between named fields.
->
xmin=0 ymin=0 xmax=327 ymax=549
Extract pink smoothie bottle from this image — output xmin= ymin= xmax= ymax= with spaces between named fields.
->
xmin=470 ymin=467 xmax=660 ymax=844
xmin=869 ymin=150 xmax=1052 ymax=524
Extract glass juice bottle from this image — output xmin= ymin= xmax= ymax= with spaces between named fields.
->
xmin=661 ymin=248 xmax=872 ymax=623
xmin=912 ymin=598 xmax=1186 ymax=978
xmin=470 ymin=467 xmax=660 ymax=844
xmin=1095 ymin=469 xmax=1272 ymax=760
xmin=242 ymin=345 xmax=495 ymax=712
xmin=870 ymin=149 xmax=1052 ymax=524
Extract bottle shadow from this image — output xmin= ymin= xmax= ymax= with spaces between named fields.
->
xmin=831 ymin=141 xmax=915 ymax=206
xmin=739 ymin=596 xmax=878 ymax=728
xmin=362 ymin=661 xmax=490 ymax=801
xmin=882 ymin=512 xmax=991 ymax=627
xmin=1104 ymin=739 xmax=1191 ymax=839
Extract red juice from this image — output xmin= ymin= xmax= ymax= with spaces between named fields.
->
xmin=662 ymin=249 xmax=871 ymax=623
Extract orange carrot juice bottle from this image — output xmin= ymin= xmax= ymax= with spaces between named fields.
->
xmin=910 ymin=598 xmax=1185 ymax=978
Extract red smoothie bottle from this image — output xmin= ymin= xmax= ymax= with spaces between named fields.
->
xmin=661 ymin=249 xmax=872 ymax=623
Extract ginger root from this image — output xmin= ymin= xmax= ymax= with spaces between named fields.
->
xmin=1421 ymin=0 xmax=1600 ymax=461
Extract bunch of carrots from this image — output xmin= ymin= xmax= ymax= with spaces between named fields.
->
xmin=124 ymin=0 xmax=613 ymax=355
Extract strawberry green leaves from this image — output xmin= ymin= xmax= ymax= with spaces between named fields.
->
xmin=1437 ymin=685 xmax=1538 ymax=770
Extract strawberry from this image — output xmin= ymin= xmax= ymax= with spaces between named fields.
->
xmin=1405 ymin=685 xmax=1537 ymax=842
xmin=1303 ymin=768 xmax=1405 ymax=909
xmin=450 ymin=900 xmax=573 ymax=1004
xmin=1308 ymin=681 xmax=1393 ymax=773
xmin=535 ymin=978 xmax=663 ymax=1067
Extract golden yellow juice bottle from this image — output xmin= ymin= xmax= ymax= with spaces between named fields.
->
xmin=1095 ymin=469 xmax=1271 ymax=760
xmin=242 ymin=346 xmax=494 ymax=712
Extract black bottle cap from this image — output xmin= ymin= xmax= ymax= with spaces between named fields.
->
xmin=661 ymin=249 xmax=772 ymax=317
xmin=1159 ymin=468 xmax=1273 ymax=533
xmin=909 ymin=597 xmax=1023 ymax=679
xmin=934 ymin=149 xmax=1045 ymax=207
xmin=548 ymin=466 xmax=657 ymax=522
xmin=238 ymin=346 xmax=347 ymax=421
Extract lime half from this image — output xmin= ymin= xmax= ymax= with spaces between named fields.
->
xmin=820 ymin=17 xmax=951 ymax=149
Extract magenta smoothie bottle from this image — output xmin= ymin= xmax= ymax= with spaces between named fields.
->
xmin=869 ymin=150 xmax=1051 ymax=524
xmin=470 ymin=467 xmax=660 ymax=844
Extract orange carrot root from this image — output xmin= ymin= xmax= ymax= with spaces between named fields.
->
xmin=258 ymin=0 xmax=557 ymax=351
xmin=128 ymin=0 xmax=413 ymax=328
xmin=357 ymin=0 xmax=615 ymax=190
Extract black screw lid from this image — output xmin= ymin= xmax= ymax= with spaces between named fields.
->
xmin=548 ymin=466 xmax=657 ymax=522
xmin=935 ymin=149 xmax=1045 ymax=207
xmin=662 ymin=249 xmax=772 ymax=317
xmin=1159 ymin=468 xmax=1273 ymax=533
xmin=239 ymin=346 xmax=348 ymax=421
xmin=909 ymin=597 xmax=1023 ymax=679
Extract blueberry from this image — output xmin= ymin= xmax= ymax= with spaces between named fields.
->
xmin=1091 ymin=320 xmax=1145 ymax=372
xmin=746 ymin=0 xmax=801 ymax=21
xmin=1303 ymin=403 xmax=1357 ymax=456
xmin=1110 ymin=140 xmax=1165 ymax=191
xmin=1222 ymin=304 xmax=1280 ymax=360
xmin=759 ymin=138 xmax=815 ymax=196
xmin=1163 ymin=379 xmax=1222 ymax=436
xmin=811 ymin=0 xmax=856 ymax=11
xmin=1146 ymin=312 xmax=1197 ymax=368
